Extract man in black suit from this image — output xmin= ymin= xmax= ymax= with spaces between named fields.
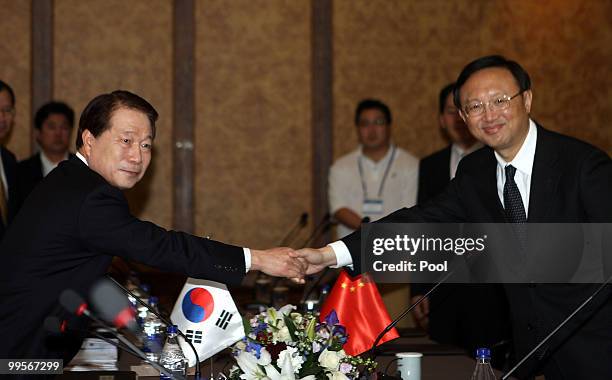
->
xmin=411 ymin=83 xmax=510 ymax=364
xmin=0 ymin=90 xmax=305 ymax=366
xmin=296 ymin=56 xmax=612 ymax=379
xmin=0 ymin=80 xmax=18 ymax=241
xmin=17 ymin=101 xmax=76 ymax=206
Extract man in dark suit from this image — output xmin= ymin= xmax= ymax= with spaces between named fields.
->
xmin=296 ymin=56 xmax=612 ymax=379
xmin=0 ymin=80 xmax=18 ymax=241
xmin=0 ymin=90 xmax=305 ymax=366
xmin=411 ymin=83 xmax=510 ymax=364
xmin=17 ymin=101 xmax=76 ymax=206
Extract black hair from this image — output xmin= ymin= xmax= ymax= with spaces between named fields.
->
xmin=453 ymin=55 xmax=531 ymax=109
xmin=34 ymin=101 xmax=75 ymax=130
xmin=354 ymin=99 xmax=392 ymax=126
xmin=439 ymin=83 xmax=455 ymax=114
xmin=76 ymin=90 xmax=158 ymax=149
xmin=0 ymin=80 xmax=16 ymax=106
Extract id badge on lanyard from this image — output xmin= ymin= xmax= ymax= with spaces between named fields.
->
xmin=363 ymin=198 xmax=384 ymax=215
xmin=358 ymin=146 xmax=396 ymax=217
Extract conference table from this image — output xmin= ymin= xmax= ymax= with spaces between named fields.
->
xmin=58 ymin=333 xmax=516 ymax=379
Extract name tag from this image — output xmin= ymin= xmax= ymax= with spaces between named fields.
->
xmin=363 ymin=199 xmax=384 ymax=215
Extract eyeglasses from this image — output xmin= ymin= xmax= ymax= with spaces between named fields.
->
xmin=357 ymin=118 xmax=387 ymax=127
xmin=0 ymin=107 xmax=15 ymax=116
xmin=462 ymin=91 xmax=524 ymax=118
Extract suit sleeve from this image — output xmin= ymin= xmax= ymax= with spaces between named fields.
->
xmin=578 ymin=148 xmax=612 ymax=278
xmin=77 ymin=183 xmax=246 ymax=285
xmin=341 ymin=172 xmax=469 ymax=274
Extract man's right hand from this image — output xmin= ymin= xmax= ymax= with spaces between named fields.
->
xmin=250 ymin=247 xmax=306 ymax=282
xmin=411 ymin=295 xmax=429 ymax=331
xmin=291 ymin=246 xmax=337 ymax=275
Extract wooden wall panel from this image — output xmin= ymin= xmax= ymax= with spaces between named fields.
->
xmin=53 ymin=0 xmax=173 ymax=228
xmin=0 ymin=0 xmax=31 ymax=160
xmin=333 ymin=0 xmax=612 ymax=160
xmin=194 ymin=0 xmax=312 ymax=248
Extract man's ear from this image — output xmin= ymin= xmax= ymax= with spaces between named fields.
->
xmin=522 ymin=89 xmax=533 ymax=114
xmin=81 ymin=130 xmax=95 ymax=156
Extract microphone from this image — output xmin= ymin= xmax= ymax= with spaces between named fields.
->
xmin=299 ymin=212 xmax=331 ymax=248
xmin=367 ymin=267 xmax=458 ymax=356
xmin=44 ymin=316 xmax=69 ymax=334
xmin=300 ymin=216 xmax=368 ymax=306
xmin=89 ymin=279 xmax=138 ymax=332
xmin=59 ymin=286 xmax=185 ymax=380
xmin=106 ymin=275 xmax=202 ymax=380
xmin=279 ymin=212 xmax=309 ymax=246
xmin=502 ymin=273 xmax=612 ymax=379
xmin=60 ymin=289 xmax=93 ymax=318
xmin=367 ymin=236 xmax=485 ymax=356
xmin=45 ymin=315 xmax=185 ymax=379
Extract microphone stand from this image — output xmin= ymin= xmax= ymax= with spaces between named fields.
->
xmin=279 ymin=212 xmax=309 ymax=246
xmin=106 ymin=275 xmax=202 ymax=380
xmin=502 ymin=273 xmax=612 ymax=380
xmin=368 ymin=268 xmax=457 ymax=357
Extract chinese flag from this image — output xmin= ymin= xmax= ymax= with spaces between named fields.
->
xmin=320 ymin=270 xmax=399 ymax=356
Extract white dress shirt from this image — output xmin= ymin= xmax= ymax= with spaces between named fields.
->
xmin=40 ymin=151 xmax=69 ymax=177
xmin=450 ymin=142 xmax=483 ymax=179
xmin=494 ymin=119 xmax=537 ymax=217
xmin=328 ymin=144 xmax=419 ymax=238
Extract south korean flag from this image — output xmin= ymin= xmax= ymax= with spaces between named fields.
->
xmin=170 ymin=278 xmax=245 ymax=366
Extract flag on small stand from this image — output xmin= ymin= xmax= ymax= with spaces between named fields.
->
xmin=170 ymin=278 xmax=245 ymax=366
xmin=319 ymin=270 xmax=399 ymax=356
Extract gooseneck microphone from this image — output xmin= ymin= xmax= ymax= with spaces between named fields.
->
xmin=279 ymin=212 xmax=309 ymax=246
xmin=300 ymin=216 xmax=369 ymax=307
xmin=44 ymin=316 xmax=142 ymax=359
xmin=90 ymin=279 xmax=138 ymax=332
xmin=300 ymin=212 xmax=331 ymax=248
xmin=106 ymin=275 xmax=202 ymax=380
xmin=502 ymin=273 xmax=612 ymax=380
xmin=368 ymin=267 xmax=457 ymax=356
xmin=58 ymin=287 xmax=185 ymax=380
xmin=59 ymin=289 xmax=91 ymax=318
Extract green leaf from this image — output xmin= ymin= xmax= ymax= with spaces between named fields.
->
xmin=283 ymin=314 xmax=298 ymax=341
xmin=243 ymin=317 xmax=251 ymax=335
xmin=306 ymin=317 xmax=316 ymax=341
xmin=267 ymin=307 xmax=277 ymax=322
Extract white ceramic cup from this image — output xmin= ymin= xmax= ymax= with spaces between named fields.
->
xmin=395 ymin=352 xmax=423 ymax=380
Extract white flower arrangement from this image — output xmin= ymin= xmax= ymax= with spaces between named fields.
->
xmin=229 ymin=305 xmax=376 ymax=380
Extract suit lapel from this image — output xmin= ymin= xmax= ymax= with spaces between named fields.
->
xmin=477 ymin=147 xmax=507 ymax=222
xmin=527 ymin=126 xmax=561 ymax=221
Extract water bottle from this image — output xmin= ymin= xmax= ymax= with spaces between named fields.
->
xmin=159 ymin=325 xmax=187 ymax=379
xmin=470 ymin=347 xmax=496 ymax=380
xmin=317 ymin=284 xmax=331 ymax=309
xmin=142 ymin=296 xmax=165 ymax=362
xmin=137 ymin=283 xmax=151 ymax=324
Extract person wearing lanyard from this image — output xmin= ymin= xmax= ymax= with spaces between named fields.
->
xmin=328 ymin=98 xmax=419 ymax=239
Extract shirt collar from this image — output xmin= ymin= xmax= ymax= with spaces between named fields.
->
xmin=76 ymin=151 xmax=89 ymax=166
xmin=451 ymin=141 xmax=483 ymax=157
xmin=494 ymin=118 xmax=537 ymax=175
xmin=359 ymin=143 xmax=395 ymax=167
xmin=40 ymin=151 xmax=69 ymax=175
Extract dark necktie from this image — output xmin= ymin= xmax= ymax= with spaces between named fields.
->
xmin=503 ymin=165 xmax=526 ymax=223
xmin=504 ymin=165 xmax=527 ymax=249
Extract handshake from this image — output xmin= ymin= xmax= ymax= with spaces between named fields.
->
xmin=249 ymin=246 xmax=339 ymax=282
